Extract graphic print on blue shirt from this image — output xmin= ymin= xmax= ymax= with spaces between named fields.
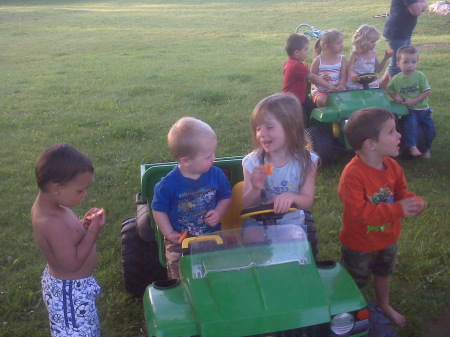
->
xmin=178 ymin=187 xmax=216 ymax=236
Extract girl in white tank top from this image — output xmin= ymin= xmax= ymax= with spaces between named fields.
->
xmin=310 ymin=29 xmax=348 ymax=107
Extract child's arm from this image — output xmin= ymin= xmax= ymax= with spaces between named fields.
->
xmin=307 ymin=72 xmax=337 ymax=91
xmin=388 ymin=91 xmax=404 ymax=104
xmin=242 ymin=166 xmax=265 ymax=208
xmin=394 ymin=170 xmax=426 ymax=216
xmin=272 ymin=162 xmax=317 ymax=214
xmin=347 ymin=52 xmax=358 ymax=82
xmin=204 ymin=198 xmax=232 ymax=227
xmin=374 ymin=50 xmax=394 ymax=73
xmin=152 ymin=210 xmax=181 ymax=244
xmin=399 ymin=196 xmax=425 ymax=216
xmin=338 ymin=57 xmax=348 ymax=90
xmin=339 ymin=169 xmax=422 ymax=227
xmin=402 ymin=89 xmax=430 ymax=107
xmin=310 ymin=56 xmax=320 ymax=75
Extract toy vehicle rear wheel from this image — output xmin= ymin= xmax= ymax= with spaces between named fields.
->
xmin=306 ymin=127 xmax=334 ymax=165
xmin=121 ymin=216 xmax=167 ymax=297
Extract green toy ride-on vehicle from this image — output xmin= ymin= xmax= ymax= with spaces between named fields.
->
xmin=121 ymin=157 xmax=370 ymax=336
xmin=296 ymin=24 xmax=428 ymax=165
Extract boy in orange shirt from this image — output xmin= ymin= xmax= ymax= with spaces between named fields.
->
xmin=338 ymin=107 xmax=424 ymax=327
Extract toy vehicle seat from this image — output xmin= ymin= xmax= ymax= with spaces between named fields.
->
xmin=221 ymin=181 xmax=244 ymax=230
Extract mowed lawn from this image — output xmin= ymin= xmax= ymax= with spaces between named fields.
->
xmin=0 ymin=1 xmax=448 ymax=336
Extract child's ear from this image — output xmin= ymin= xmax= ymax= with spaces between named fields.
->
xmin=179 ymin=156 xmax=191 ymax=167
xmin=49 ymin=182 xmax=61 ymax=195
xmin=362 ymin=138 xmax=376 ymax=151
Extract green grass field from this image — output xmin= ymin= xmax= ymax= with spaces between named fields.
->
xmin=0 ymin=1 xmax=448 ymax=336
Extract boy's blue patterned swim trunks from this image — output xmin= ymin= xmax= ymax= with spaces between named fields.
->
xmin=41 ymin=266 xmax=101 ymax=337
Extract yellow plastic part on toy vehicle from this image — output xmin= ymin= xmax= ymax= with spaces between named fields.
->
xmin=240 ymin=207 xmax=297 ymax=220
xmin=220 ymin=181 xmax=244 ymax=230
xmin=181 ymin=235 xmax=224 ymax=250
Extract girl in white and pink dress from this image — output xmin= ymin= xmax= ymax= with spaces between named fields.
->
xmin=310 ymin=29 xmax=347 ymax=107
xmin=346 ymin=25 xmax=394 ymax=91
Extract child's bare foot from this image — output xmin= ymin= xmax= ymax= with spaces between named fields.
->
xmin=409 ymin=146 xmax=422 ymax=157
xmin=423 ymin=151 xmax=431 ymax=159
xmin=379 ymin=304 xmax=407 ymax=327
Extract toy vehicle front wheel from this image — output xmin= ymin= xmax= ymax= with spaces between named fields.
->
xmin=306 ymin=127 xmax=334 ymax=165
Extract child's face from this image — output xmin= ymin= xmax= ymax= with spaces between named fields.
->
xmin=373 ymin=118 xmax=401 ymax=158
xmin=294 ymin=43 xmax=309 ymax=62
xmin=397 ymin=53 xmax=418 ymax=76
xmin=331 ymin=36 xmax=344 ymax=54
xmin=56 ymin=171 xmax=93 ymax=208
xmin=366 ymin=37 xmax=378 ymax=51
xmin=255 ymin=113 xmax=287 ymax=154
xmin=188 ymin=139 xmax=217 ymax=175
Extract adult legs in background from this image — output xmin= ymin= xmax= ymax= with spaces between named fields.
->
xmin=386 ymin=38 xmax=412 ymax=77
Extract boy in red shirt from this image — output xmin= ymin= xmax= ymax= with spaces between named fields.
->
xmin=338 ymin=107 xmax=425 ymax=327
xmin=282 ymin=33 xmax=337 ymax=126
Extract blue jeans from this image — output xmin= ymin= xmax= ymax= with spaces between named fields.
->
xmin=386 ymin=38 xmax=411 ymax=77
xmin=402 ymin=108 xmax=436 ymax=152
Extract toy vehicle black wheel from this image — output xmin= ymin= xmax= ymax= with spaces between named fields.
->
xmin=306 ymin=127 xmax=334 ymax=165
xmin=121 ymin=216 xmax=167 ymax=297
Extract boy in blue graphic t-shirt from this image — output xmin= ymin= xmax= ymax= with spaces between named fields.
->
xmin=152 ymin=117 xmax=231 ymax=279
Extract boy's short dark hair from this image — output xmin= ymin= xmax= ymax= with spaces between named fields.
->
xmin=345 ymin=108 xmax=395 ymax=151
xmin=396 ymin=45 xmax=418 ymax=62
xmin=35 ymin=143 xmax=94 ymax=191
xmin=285 ymin=33 xmax=309 ymax=56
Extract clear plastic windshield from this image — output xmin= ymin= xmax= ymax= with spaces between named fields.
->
xmin=189 ymin=224 xmax=310 ymax=279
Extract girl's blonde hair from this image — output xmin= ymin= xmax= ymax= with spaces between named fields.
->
xmin=351 ymin=25 xmax=381 ymax=53
xmin=250 ymin=93 xmax=314 ymax=183
xmin=315 ymin=29 xmax=343 ymax=55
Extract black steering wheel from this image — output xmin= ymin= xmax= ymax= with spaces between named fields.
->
xmin=354 ymin=72 xmax=378 ymax=90
xmin=240 ymin=203 xmax=296 ymax=226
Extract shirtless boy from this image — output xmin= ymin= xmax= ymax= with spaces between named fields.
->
xmin=31 ymin=143 xmax=106 ymax=337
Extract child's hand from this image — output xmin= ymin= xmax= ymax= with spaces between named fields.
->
xmin=402 ymin=99 xmax=416 ymax=107
xmin=82 ymin=208 xmax=99 ymax=228
xmin=204 ymin=210 xmax=221 ymax=227
xmin=400 ymin=197 xmax=425 ymax=216
xmin=272 ymin=193 xmax=295 ymax=214
xmin=166 ymin=230 xmax=182 ymax=244
xmin=82 ymin=208 xmax=104 ymax=228
xmin=250 ymin=166 xmax=267 ymax=191
xmin=393 ymin=96 xmax=404 ymax=104
xmin=384 ymin=49 xmax=394 ymax=60
xmin=85 ymin=208 xmax=106 ymax=234
xmin=349 ymin=72 xmax=358 ymax=82
xmin=327 ymin=84 xmax=338 ymax=91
